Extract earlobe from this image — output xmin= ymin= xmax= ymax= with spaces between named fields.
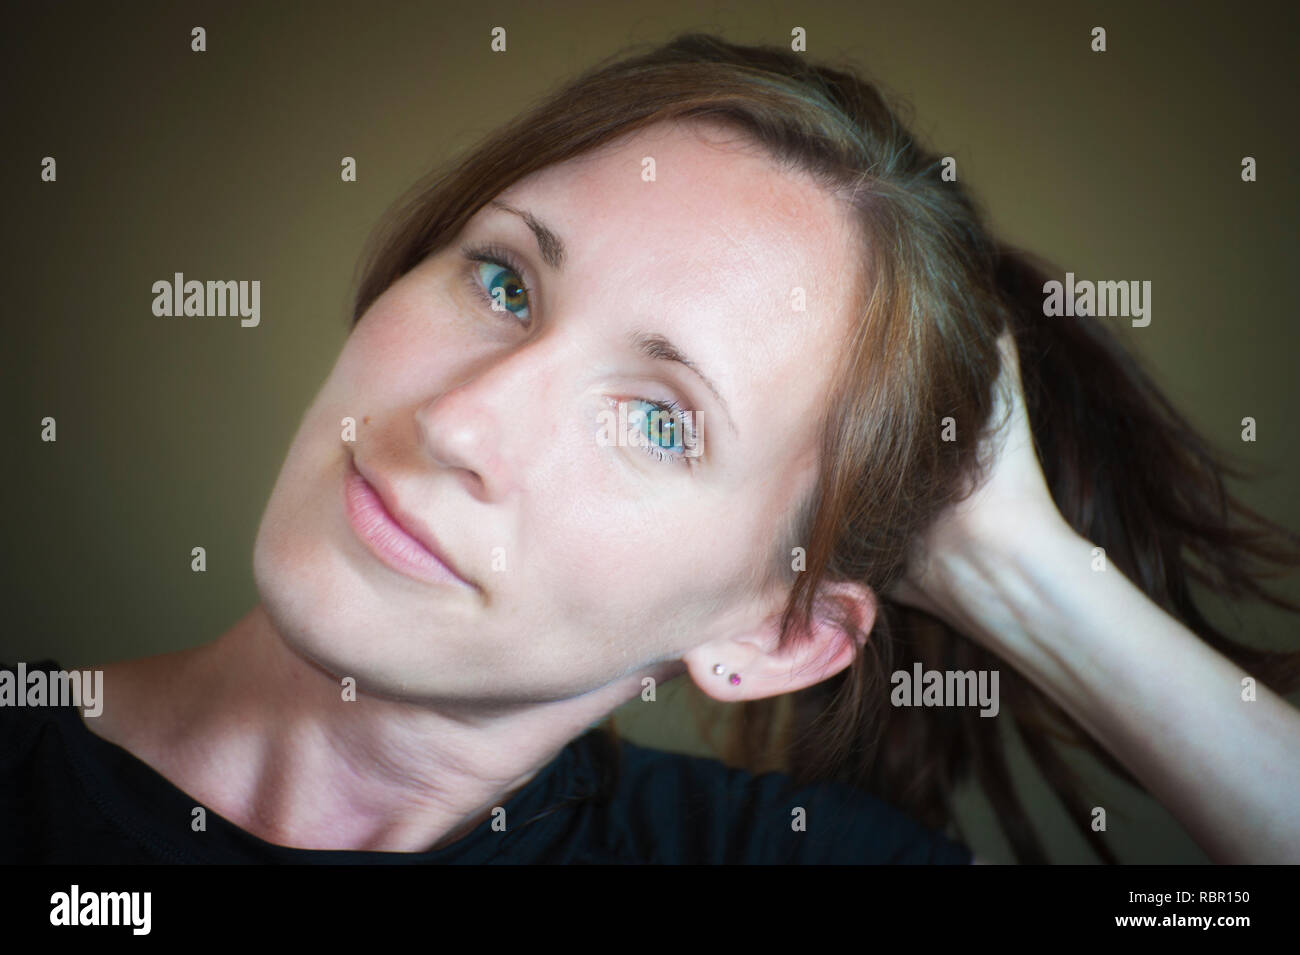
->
xmin=681 ymin=651 xmax=753 ymax=701
xmin=711 ymin=662 xmax=742 ymax=686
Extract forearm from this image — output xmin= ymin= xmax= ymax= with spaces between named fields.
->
xmin=930 ymin=523 xmax=1300 ymax=863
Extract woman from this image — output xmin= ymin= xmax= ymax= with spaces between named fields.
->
xmin=5 ymin=32 xmax=1299 ymax=864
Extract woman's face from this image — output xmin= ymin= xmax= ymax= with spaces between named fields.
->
xmin=254 ymin=120 xmax=867 ymax=705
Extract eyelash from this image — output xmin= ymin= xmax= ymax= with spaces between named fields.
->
xmin=461 ymin=242 xmax=533 ymax=322
xmin=459 ymin=242 xmax=700 ymax=470
xmin=631 ymin=398 xmax=697 ymax=469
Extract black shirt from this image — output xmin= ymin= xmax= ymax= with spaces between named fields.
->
xmin=1 ymin=660 xmax=973 ymax=864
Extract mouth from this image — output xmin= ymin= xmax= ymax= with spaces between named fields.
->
xmin=342 ymin=454 xmax=479 ymax=593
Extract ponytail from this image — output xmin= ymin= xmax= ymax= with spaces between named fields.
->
xmin=727 ymin=244 xmax=1300 ymax=865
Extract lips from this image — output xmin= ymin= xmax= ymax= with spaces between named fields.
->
xmin=343 ymin=455 xmax=478 ymax=591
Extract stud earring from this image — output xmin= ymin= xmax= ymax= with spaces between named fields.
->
xmin=712 ymin=663 xmax=741 ymax=685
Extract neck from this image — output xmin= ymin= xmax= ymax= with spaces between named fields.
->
xmin=91 ymin=604 xmax=683 ymax=853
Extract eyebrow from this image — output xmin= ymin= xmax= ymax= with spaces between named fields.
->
xmin=487 ymin=200 xmax=566 ymax=271
xmin=486 ymin=200 xmax=737 ymax=438
xmin=630 ymin=332 xmax=738 ymax=438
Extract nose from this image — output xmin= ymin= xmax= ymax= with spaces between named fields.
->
xmin=414 ymin=338 xmax=556 ymax=503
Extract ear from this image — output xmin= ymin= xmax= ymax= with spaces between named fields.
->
xmin=683 ymin=580 xmax=878 ymax=702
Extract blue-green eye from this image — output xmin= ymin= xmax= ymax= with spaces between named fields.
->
xmin=462 ymin=243 xmax=532 ymax=323
xmin=627 ymin=398 xmax=696 ymax=467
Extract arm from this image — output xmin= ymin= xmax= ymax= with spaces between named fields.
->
xmin=894 ymin=332 xmax=1300 ymax=864
xmin=924 ymin=515 xmax=1300 ymax=863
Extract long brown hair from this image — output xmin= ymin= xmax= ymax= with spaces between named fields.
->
xmin=349 ymin=33 xmax=1300 ymax=863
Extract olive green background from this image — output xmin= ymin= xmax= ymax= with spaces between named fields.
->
xmin=4 ymin=0 xmax=1297 ymax=864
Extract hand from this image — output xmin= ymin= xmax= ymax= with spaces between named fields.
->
xmin=889 ymin=330 xmax=1073 ymax=640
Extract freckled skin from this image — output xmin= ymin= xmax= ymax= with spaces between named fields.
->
xmin=253 ymin=119 xmax=869 ymax=706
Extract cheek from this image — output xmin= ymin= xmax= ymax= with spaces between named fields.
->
xmin=335 ymin=306 xmax=433 ymax=397
xmin=514 ymin=449 xmax=762 ymax=647
xmin=343 ymin=260 xmax=479 ymax=382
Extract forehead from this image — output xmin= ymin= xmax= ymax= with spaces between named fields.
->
xmin=501 ymin=120 xmax=863 ymax=308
